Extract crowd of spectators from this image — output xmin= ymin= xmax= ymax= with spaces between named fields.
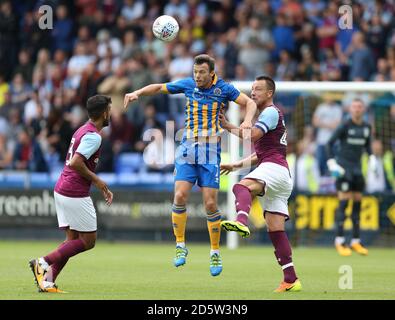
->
xmin=0 ymin=0 xmax=394 ymax=192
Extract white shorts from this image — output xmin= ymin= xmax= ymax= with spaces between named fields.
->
xmin=54 ymin=191 xmax=97 ymax=232
xmin=244 ymin=162 xmax=293 ymax=218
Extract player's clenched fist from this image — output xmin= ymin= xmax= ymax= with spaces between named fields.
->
xmin=239 ymin=120 xmax=252 ymax=130
xmin=124 ymin=91 xmax=139 ymax=109
xmin=219 ymin=112 xmax=230 ymax=130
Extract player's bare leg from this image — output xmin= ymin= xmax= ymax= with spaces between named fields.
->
xmin=350 ymin=192 xmax=368 ymax=255
xmin=202 ymin=187 xmax=222 ymax=276
xmin=221 ymin=178 xmax=264 ymax=238
xmin=335 ymin=191 xmax=352 ymax=256
xmin=172 ymin=181 xmax=193 ymax=267
xmin=266 ymin=212 xmax=302 ymax=292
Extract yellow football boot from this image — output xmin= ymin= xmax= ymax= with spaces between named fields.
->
xmin=42 ymin=284 xmax=67 ymax=293
xmin=335 ymin=244 xmax=352 ymax=256
xmin=29 ymin=259 xmax=46 ymax=291
xmin=220 ymin=220 xmax=250 ymax=238
xmin=350 ymin=242 xmax=368 ymax=256
xmin=274 ymin=279 xmax=302 ymax=292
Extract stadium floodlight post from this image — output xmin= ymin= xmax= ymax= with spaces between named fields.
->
xmin=227 ymin=80 xmax=395 ymax=250
xmin=226 ymin=101 xmax=240 ymax=249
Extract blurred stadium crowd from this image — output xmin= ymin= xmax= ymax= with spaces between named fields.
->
xmin=0 ymin=0 xmax=394 ymax=192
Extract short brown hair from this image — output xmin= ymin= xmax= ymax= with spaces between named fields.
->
xmin=194 ymin=54 xmax=215 ymax=72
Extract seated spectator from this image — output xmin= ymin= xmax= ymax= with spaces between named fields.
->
xmin=271 ymin=14 xmax=294 ymax=62
xmin=296 ymin=46 xmax=320 ymax=80
xmin=13 ymin=49 xmax=34 ymax=84
xmin=24 ymin=89 xmax=50 ymax=125
xmin=121 ymin=30 xmax=141 ymax=61
xmin=164 ymin=0 xmax=188 ymax=23
xmin=110 ymin=111 xmax=135 ymax=155
xmin=9 ymin=73 xmax=32 ymax=106
xmin=134 ymin=103 xmax=163 ymax=153
xmin=319 ymin=48 xmax=341 ymax=81
xmin=13 ymin=127 xmax=48 ymax=172
xmin=98 ymin=63 xmax=130 ymax=115
xmin=121 ymin=0 xmax=145 ymax=25
xmin=316 ymin=2 xmax=338 ymax=61
xmin=237 ymin=16 xmax=273 ymax=78
xmin=51 ymin=5 xmax=74 ymax=53
xmin=143 ymin=128 xmax=174 ymax=172
xmin=6 ymin=108 xmax=23 ymax=151
xmin=66 ymin=42 xmax=96 ymax=89
xmin=303 ymin=0 xmax=325 ymax=25
xmin=371 ymin=58 xmax=390 ymax=81
xmin=0 ymin=133 xmax=13 ymax=169
xmin=96 ymin=127 xmax=114 ymax=173
xmin=77 ymin=61 xmax=104 ymax=107
xmin=275 ymin=50 xmax=297 ymax=80
xmin=0 ymin=74 xmax=9 ymax=108
xmin=346 ymin=32 xmax=376 ymax=81
xmin=96 ymin=29 xmax=123 ymax=60
xmin=46 ymin=109 xmax=74 ymax=162
xmin=33 ymin=48 xmax=54 ymax=80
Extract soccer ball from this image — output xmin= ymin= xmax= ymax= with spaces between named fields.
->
xmin=152 ymin=15 xmax=179 ymax=42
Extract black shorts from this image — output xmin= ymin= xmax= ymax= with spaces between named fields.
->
xmin=335 ymin=167 xmax=365 ymax=192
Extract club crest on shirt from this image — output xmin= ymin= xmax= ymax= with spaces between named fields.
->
xmin=192 ymin=90 xmax=204 ymax=100
xmin=364 ymin=127 xmax=369 ymax=138
xmin=214 ymin=88 xmax=222 ymax=96
xmin=94 ymin=158 xmax=99 ymax=164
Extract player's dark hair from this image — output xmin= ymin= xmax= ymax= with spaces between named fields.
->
xmin=255 ymin=75 xmax=276 ymax=95
xmin=194 ymin=54 xmax=215 ymax=72
xmin=86 ymin=95 xmax=111 ymax=120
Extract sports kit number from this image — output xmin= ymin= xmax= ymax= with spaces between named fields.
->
xmin=280 ymin=131 xmax=287 ymax=146
xmin=65 ymin=138 xmax=76 ymax=166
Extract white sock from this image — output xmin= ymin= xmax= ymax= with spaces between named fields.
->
xmin=39 ymin=257 xmax=49 ymax=271
xmin=351 ymin=238 xmax=360 ymax=245
xmin=335 ymin=237 xmax=345 ymax=246
xmin=210 ymin=249 xmax=219 ymax=256
xmin=176 ymin=242 xmax=185 ymax=248
xmin=42 ymin=280 xmax=55 ymax=288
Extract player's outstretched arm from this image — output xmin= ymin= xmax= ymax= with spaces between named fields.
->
xmin=219 ymin=111 xmax=263 ymax=142
xmin=220 ymin=153 xmax=258 ymax=175
xmin=124 ymin=83 xmax=166 ymax=109
xmin=234 ymin=93 xmax=257 ymax=129
xmin=69 ymin=154 xmax=113 ymax=205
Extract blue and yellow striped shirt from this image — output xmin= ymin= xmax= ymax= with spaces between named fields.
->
xmin=163 ymin=74 xmax=240 ymax=139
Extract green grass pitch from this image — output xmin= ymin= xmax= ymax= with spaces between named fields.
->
xmin=1 ymin=240 xmax=394 ymax=300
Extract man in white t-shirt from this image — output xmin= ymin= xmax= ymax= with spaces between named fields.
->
xmin=312 ymin=96 xmax=343 ymax=175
